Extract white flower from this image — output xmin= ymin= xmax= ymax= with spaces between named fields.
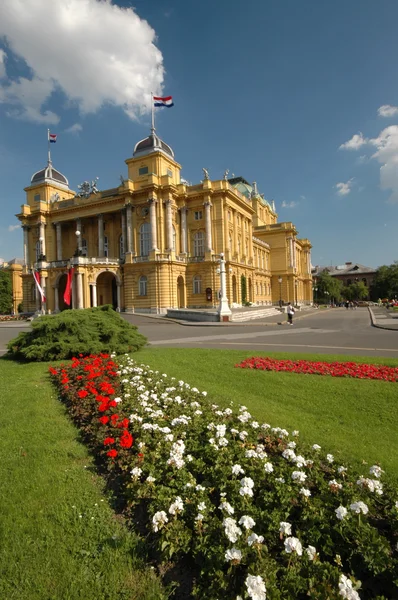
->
xmin=350 ymin=501 xmax=369 ymax=515
xmin=284 ymin=536 xmax=303 ymax=556
xmin=232 ymin=464 xmax=245 ymax=476
xmin=238 ymin=411 xmax=252 ymax=423
xmin=306 ymin=545 xmax=317 ymax=561
xmin=247 ymin=532 xmax=264 ymax=546
xmin=312 ymin=444 xmax=321 ymax=451
xmin=245 ymin=574 xmax=267 ymax=600
xmin=294 ymin=455 xmax=306 ymax=468
xmin=338 ymin=574 xmax=361 ymax=599
xmin=335 ymin=505 xmax=348 ymax=520
xmin=338 ymin=466 xmax=347 ymax=474
xmin=146 ymin=475 xmax=156 ymax=483
xmin=223 ymin=517 xmax=242 ymax=543
xmin=292 ymin=430 xmax=299 ymax=436
xmin=218 ymin=437 xmax=229 ymax=447
xmin=287 ymin=441 xmax=296 ymax=449
xmin=251 ymin=421 xmax=259 ymax=429
xmin=369 ymin=465 xmax=383 ymax=478
xmin=219 ymin=501 xmax=235 ymax=515
xmin=152 ymin=511 xmax=168 ymax=532
xmin=282 ymin=449 xmax=296 ymax=462
xmin=279 ymin=521 xmax=292 ymax=536
xmin=245 ymin=450 xmax=258 ymax=458
xmin=239 ymin=430 xmax=248 ymax=440
xmin=356 ymin=477 xmax=383 ymax=495
xmin=225 ymin=547 xmax=242 ymax=562
xmin=395 ymin=501 xmax=398 ymax=509
xmin=198 ymin=502 xmax=206 ymax=512
xmin=300 ymin=487 xmax=311 ymax=498
xmin=276 ymin=477 xmax=285 ymax=483
xmin=326 ymin=454 xmax=334 ymax=463
xmin=239 ymin=515 xmax=256 ymax=530
xmin=195 ymin=513 xmax=204 ymax=521
xmin=291 ymin=470 xmax=307 ymax=483
xmin=264 ymin=462 xmax=274 ymax=473
xmin=130 ymin=467 xmax=142 ymax=479
xmin=239 ymin=477 xmax=255 ymax=497
xmin=169 ymin=496 xmax=184 ymax=515
xmin=329 ymin=479 xmax=343 ymax=490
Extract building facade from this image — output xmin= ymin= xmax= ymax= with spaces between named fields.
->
xmin=0 ymin=259 xmax=23 ymax=314
xmin=312 ymin=262 xmax=376 ymax=298
xmin=17 ymin=131 xmax=313 ymax=315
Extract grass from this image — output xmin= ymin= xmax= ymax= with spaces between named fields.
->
xmin=0 ymin=358 xmax=167 ymax=600
xmin=136 ymin=348 xmax=398 ymax=480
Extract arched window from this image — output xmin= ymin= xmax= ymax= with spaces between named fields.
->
xmin=139 ymin=275 xmax=147 ymax=296
xmin=119 ymin=235 xmax=125 ymax=258
xmin=193 ymin=275 xmax=202 ymax=294
xmin=104 ymin=236 xmax=109 ymax=258
xmin=193 ymin=231 xmax=205 ymax=257
xmin=140 ymin=223 xmax=151 ymax=257
xmin=81 ymin=238 xmax=88 ymax=257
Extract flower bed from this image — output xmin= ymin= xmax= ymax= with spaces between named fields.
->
xmin=235 ymin=356 xmax=398 ymax=382
xmin=50 ymin=354 xmax=398 ymax=600
xmin=0 ymin=314 xmax=28 ymax=322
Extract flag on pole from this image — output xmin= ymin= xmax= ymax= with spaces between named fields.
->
xmin=63 ymin=267 xmax=74 ymax=306
xmin=153 ymin=96 xmax=174 ymax=107
xmin=48 ymin=132 xmax=57 ymax=143
xmin=33 ymin=271 xmax=46 ymax=303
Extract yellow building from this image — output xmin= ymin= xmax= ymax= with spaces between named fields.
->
xmin=17 ymin=130 xmax=312 ymax=317
xmin=0 ymin=259 xmax=23 ymax=314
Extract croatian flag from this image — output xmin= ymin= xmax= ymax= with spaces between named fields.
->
xmin=33 ymin=270 xmax=46 ymax=303
xmin=49 ymin=132 xmax=57 ymax=143
xmin=153 ymin=96 xmax=174 ymax=108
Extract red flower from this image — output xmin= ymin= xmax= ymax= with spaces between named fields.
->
xmin=110 ymin=414 xmax=119 ymax=423
xmin=107 ymin=449 xmax=118 ymax=458
xmin=99 ymin=416 xmax=109 ymax=425
xmin=103 ymin=437 xmax=115 ymax=446
xmin=77 ymin=390 xmax=89 ymax=399
xmin=120 ymin=430 xmax=133 ymax=449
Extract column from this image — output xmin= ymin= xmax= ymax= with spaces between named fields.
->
xmin=288 ymin=237 xmax=293 ymax=268
xmin=218 ymin=253 xmax=232 ymax=321
xmin=121 ymin=209 xmax=126 ymax=255
xmin=180 ymin=207 xmax=188 ymax=254
xmin=91 ymin=283 xmax=97 ymax=307
xmin=116 ymin=282 xmax=121 ymax=312
xmin=204 ymin=201 xmax=213 ymax=252
xmin=23 ymin=226 xmax=29 ymax=265
xmin=75 ymin=218 xmax=82 ymax=252
xmin=40 ymin=274 xmax=46 ymax=313
xmin=125 ymin=205 xmax=133 ymax=253
xmin=98 ymin=214 xmax=104 ymax=257
xmin=55 ymin=223 xmax=62 ymax=261
xmin=233 ymin=211 xmax=238 ymax=256
xmin=39 ymin=222 xmax=46 ymax=257
xmin=149 ymin=199 xmax=158 ymax=250
xmin=165 ymin=200 xmax=173 ymax=250
xmin=54 ymin=285 xmax=59 ymax=313
xmin=76 ymin=272 xmax=83 ymax=309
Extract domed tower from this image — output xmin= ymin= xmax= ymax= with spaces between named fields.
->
xmin=25 ymin=157 xmax=74 ymax=208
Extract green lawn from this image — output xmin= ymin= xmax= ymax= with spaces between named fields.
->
xmin=136 ymin=348 xmax=398 ymax=480
xmin=0 ymin=358 xmax=167 ymax=600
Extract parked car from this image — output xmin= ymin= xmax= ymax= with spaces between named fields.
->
xmin=356 ymin=301 xmax=369 ymax=307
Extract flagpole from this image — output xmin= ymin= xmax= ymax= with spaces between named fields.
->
xmin=47 ymin=128 xmax=51 ymax=164
xmin=151 ymin=91 xmax=155 ymax=134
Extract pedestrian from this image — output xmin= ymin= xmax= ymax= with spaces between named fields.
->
xmin=287 ymin=302 xmax=295 ymax=325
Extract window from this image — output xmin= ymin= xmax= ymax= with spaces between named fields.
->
xmin=119 ymin=235 xmax=125 ymax=258
xmin=362 ymin=278 xmax=367 ymax=286
xmin=140 ymin=222 xmax=151 ymax=256
xmin=139 ymin=275 xmax=147 ymax=296
xmin=34 ymin=194 xmax=41 ymax=202
xmin=167 ymin=169 xmax=173 ymax=177
xmin=238 ymin=237 xmax=241 ymax=255
xmin=81 ymin=238 xmax=88 ymax=257
xmin=193 ymin=275 xmax=202 ymax=294
xmin=194 ymin=210 xmax=203 ymax=220
xmin=139 ymin=166 xmax=149 ymax=176
xmin=229 ymin=235 xmax=232 ymax=252
xmin=104 ymin=236 xmax=109 ymax=258
xmin=193 ymin=231 xmax=205 ymax=257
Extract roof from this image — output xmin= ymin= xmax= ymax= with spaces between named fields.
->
xmin=31 ymin=161 xmax=69 ymax=189
xmin=312 ymin=263 xmax=376 ymax=277
xmin=133 ymin=132 xmax=174 ymax=158
xmin=227 ymin=176 xmax=272 ymax=209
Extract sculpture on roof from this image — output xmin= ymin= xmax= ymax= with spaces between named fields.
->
xmin=223 ymin=169 xmax=229 ymax=180
xmin=202 ymin=168 xmax=210 ymax=180
xmin=77 ymin=177 xmax=99 ymax=198
xmin=50 ymin=191 xmax=60 ymax=203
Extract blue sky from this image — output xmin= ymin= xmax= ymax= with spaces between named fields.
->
xmin=1 ymin=0 xmax=398 ymax=268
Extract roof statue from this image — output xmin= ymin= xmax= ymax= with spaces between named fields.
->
xmin=202 ymin=168 xmax=210 ymax=180
xmin=223 ymin=169 xmax=229 ymax=180
xmin=77 ymin=177 xmax=99 ymax=198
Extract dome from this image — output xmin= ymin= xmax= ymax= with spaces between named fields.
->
xmin=133 ymin=133 xmax=174 ymax=158
xmin=31 ymin=161 xmax=69 ymax=189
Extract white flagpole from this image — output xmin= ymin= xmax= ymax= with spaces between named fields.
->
xmin=47 ymin=128 xmax=51 ymax=164
xmin=151 ymin=91 xmax=155 ymax=134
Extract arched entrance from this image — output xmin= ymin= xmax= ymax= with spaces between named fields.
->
xmin=232 ymin=275 xmax=237 ymax=303
xmin=57 ymin=273 xmax=68 ymax=311
xmin=96 ymin=271 xmax=118 ymax=310
xmin=177 ymin=276 xmax=185 ymax=308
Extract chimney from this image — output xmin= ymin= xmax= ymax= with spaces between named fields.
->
xmin=345 ymin=262 xmax=352 ymax=266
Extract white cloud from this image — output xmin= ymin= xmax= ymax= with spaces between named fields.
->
xmin=8 ymin=224 xmax=20 ymax=232
xmin=339 ymin=132 xmax=368 ymax=150
xmin=335 ymin=179 xmax=354 ymax=196
xmin=0 ymin=0 xmax=164 ymax=124
xmin=65 ymin=123 xmax=83 ymax=135
xmin=0 ymin=49 xmax=6 ymax=78
xmin=378 ymin=105 xmax=398 ymax=118
xmin=281 ymin=200 xmax=298 ymax=208
xmin=369 ymin=125 xmax=398 ymax=203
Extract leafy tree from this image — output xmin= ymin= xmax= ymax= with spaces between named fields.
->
xmin=314 ymin=270 xmax=343 ymax=303
xmin=0 ymin=270 xmax=13 ymax=314
xmin=342 ymin=282 xmax=368 ymax=301
xmin=370 ymin=262 xmax=398 ymax=301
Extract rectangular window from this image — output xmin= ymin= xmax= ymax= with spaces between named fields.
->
xmin=139 ymin=166 xmax=149 ymax=176
xmin=194 ymin=210 xmax=203 ymax=220
xmin=34 ymin=194 xmax=41 ymax=202
xmin=167 ymin=169 xmax=173 ymax=177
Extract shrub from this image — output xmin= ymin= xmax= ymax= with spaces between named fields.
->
xmin=7 ymin=305 xmax=147 ymax=361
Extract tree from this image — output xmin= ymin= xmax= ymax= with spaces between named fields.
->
xmin=314 ymin=270 xmax=343 ymax=303
xmin=342 ymin=282 xmax=368 ymax=301
xmin=0 ymin=271 xmax=13 ymax=314
xmin=370 ymin=262 xmax=398 ymax=301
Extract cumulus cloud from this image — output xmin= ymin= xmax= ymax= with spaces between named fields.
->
xmin=369 ymin=125 xmax=398 ymax=203
xmin=0 ymin=49 xmax=6 ymax=78
xmin=339 ymin=132 xmax=368 ymax=150
xmin=0 ymin=0 xmax=164 ymax=124
xmin=281 ymin=200 xmax=298 ymax=209
xmin=8 ymin=224 xmax=20 ymax=232
xmin=335 ymin=179 xmax=354 ymax=196
xmin=378 ymin=105 xmax=398 ymax=118
xmin=65 ymin=123 xmax=83 ymax=135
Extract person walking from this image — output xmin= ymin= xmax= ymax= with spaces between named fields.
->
xmin=287 ymin=302 xmax=295 ymax=325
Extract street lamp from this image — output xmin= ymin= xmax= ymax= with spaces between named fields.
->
xmin=74 ymin=230 xmax=82 ymax=257
xmin=38 ymin=236 xmax=46 ymax=262
xmin=217 ymin=252 xmax=232 ymax=322
xmin=278 ymin=277 xmax=283 ymax=307
xmin=324 ymin=290 xmax=330 ymax=305
xmin=313 ymin=286 xmax=318 ymax=305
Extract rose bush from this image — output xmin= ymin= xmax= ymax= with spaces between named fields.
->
xmin=50 ymin=354 xmax=398 ymax=599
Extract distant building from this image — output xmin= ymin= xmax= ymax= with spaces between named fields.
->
xmin=0 ymin=258 xmax=24 ymax=313
xmin=312 ymin=262 xmax=376 ymax=298
xmin=17 ymin=129 xmax=313 ymax=315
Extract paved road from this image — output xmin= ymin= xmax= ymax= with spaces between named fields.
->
xmin=1 ymin=308 xmax=397 ymax=358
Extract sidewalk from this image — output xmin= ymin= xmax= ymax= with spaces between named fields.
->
xmin=369 ymin=306 xmax=398 ymax=331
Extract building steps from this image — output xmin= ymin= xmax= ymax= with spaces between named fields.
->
xmin=231 ymin=307 xmax=282 ymax=322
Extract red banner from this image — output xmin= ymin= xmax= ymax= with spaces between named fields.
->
xmin=63 ymin=267 xmax=74 ymax=306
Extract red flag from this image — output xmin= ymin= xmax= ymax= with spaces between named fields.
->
xmin=33 ymin=271 xmax=46 ymax=303
xmin=63 ymin=267 xmax=74 ymax=306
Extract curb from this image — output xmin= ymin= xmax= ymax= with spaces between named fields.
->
xmin=368 ymin=307 xmax=398 ymax=332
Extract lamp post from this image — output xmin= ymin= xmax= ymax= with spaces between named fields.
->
xmin=217 ymin=252 xmax=232 ymax=322
xmin=324 ymin=290 xmax=330 ymax=306
xmin=313 ymin=286 xmax=318 ymax=305
xmin=278 ymin=277 xmax=282 ymax=308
